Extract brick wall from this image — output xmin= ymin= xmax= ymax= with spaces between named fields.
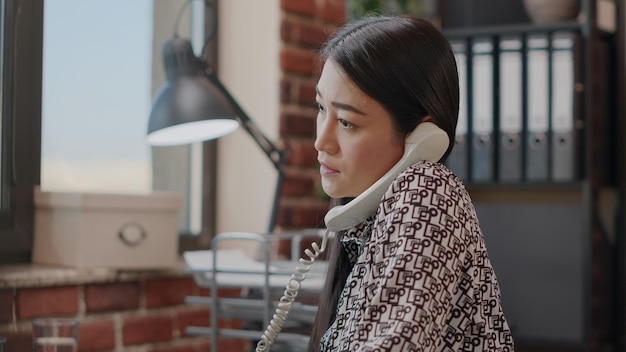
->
xmin=276 ymin=0 xmax=346 ymax=229
xmin=0 ymin=277 xmax=248 ymax=352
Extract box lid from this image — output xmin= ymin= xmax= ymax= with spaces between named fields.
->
xmin=34 ymin=187 xmax=181 ymax=211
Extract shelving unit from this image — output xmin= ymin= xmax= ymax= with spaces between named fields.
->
xmin=183 ymin=230 xmax=328 ymax=352
xmin=442 ymin=0 xmax=619 ymax=350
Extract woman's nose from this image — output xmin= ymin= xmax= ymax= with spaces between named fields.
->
xmin=314 ymin=117 xmax=337 ymax=154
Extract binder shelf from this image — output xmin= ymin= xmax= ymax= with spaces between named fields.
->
xmin=441 ymin=5 xmax=618 ymax=350
xmin=444 ymin=22 xmax=613 ymax=185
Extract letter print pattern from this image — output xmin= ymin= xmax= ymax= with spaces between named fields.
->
xmin=320 ymin=161 xmax=514 ymax=352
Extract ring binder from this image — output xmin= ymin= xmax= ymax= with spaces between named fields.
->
xmin=498 ymin=37 xmax=523 ymax=182
xmin=471 ymin=39 xmax=495 ymax=182
xmin=525 ymin=34 xmax=550 ymax=182
xmin=551 ymin=32 xmax=576 ymax=182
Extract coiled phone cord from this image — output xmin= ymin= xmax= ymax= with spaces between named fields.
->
xmin=255 ymin=229 xmax=330 ymax=352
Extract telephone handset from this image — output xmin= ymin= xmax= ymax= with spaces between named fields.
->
xmin=324 ymin=121 xmax=450 ymax=232
xmin=255 ymin=122 xmax=449 ymax=352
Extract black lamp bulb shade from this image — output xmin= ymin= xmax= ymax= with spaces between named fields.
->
xmin=146 ymin=31 xmax=285 ymax=232
xmin=147 ymin=37 xmax=238 ymax=146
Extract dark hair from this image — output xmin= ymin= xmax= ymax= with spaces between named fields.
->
xmin=308 ymin=15 xmax=459 ymax=352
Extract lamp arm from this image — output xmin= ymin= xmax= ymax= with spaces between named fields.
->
xmin=204 ymin=69 xmax=285 ymax=172
xmin=204 ymin=67 xmax=285 ymax=232
xmin=239 ymin=115 xmax=285 ymax=172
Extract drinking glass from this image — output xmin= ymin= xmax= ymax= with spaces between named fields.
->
xmin=32 ymin=319 xmax=79 ymax=352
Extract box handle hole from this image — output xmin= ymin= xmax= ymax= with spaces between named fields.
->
xmin=118 ymin=222 xmax=147 ymax=247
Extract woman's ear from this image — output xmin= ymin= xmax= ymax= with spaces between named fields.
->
xmin=421 ymin=115 xmax=433 ymax=123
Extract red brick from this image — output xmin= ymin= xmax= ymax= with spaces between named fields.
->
xmin=300 ymin=22 xmax=330 ymax=48
xmin=304 ymin=204 xmax=332 ymax=227
xmin=0 ymin=289 xmax=12 ymax=323
xmin=282 ymin=18 xmax=329 ymax=48
xmin=0 ymin=328 xmax=31 ymax=352
xmin=298 ymin=81 xmax=318 ymax=106
xmin=284 ymin=139 xmax=318 ymax=168
xmin=276 ymin=203 xmax=330 ymax=228
xmin=177 ymin=308 xmax=210 ymax=336
xmin=322 ymin=0 xmax=346 ymax=23
xmin=78 ymin=319 xmax=115 ymax=351
xmin=280 ymin=78 xmax=293 ymax=103
xmin=149 ymin=346 xmax=195 ymax=352
xmin=282 ymin=173 xmax=315 ymax=197
xmin=16 ymin=286 xmax=79 ymax=319
xmin=196 ymin=287 xmax=211 ymax=297
xmin=190 ymin=280 xmax=209 ymax=296
xmin=145 ymin=278 xmax=194 ymax=308
xmin=280 ymin=112 xmax=315 ymax=137
xmin=281 ymin=0 xmax=317 ymax=17
xmin=281 ymin=48 xmax=317 ymax=76
xmin=216 ymin=318 xmax=246 ymax=330
xmin=282 ymin=78 xmax=321 ymax=106
xmin=218 ymin=288 xmax=243 ymax=297
xmin=273 ymin=238 xmax=293 ymax=258
xmin=85 ymin=282 xmax=140 ymax=313
xmin=194 ymin=286 xmax=243 ymax=298
xmin=123 ymin=315 xmax=173 ymax=345
xmin=197 ymin=340 xmax=210 ymax=351
xmin=216 ymin=338 xmax=251 ymax=352
xmin=280 ymin=19 xmax=294 ymax=42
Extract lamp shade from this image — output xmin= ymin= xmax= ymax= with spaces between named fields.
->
xmin=147 ymin=32 xmax=286 ymax=235
xmin=147 ymin=37 xmax=239 ymax=146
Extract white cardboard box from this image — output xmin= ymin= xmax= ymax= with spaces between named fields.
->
xmin=33 ymin=188 xmax=182 ymax=269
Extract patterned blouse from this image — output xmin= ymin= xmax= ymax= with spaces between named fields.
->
xmin=320 ymin=161 xmax=514 ymax=351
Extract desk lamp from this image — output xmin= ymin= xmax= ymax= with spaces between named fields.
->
xmin=147 ymin=0 xmax=285 ymax=232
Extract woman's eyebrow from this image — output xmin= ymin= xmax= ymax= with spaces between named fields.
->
xmin=331 ymin=102 xmax=366 ymax=115
xmin=316 ymin=88 xmax=366 ymax=115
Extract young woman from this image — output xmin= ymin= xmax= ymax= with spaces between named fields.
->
xmin=308 ymin=15 xmax=514 ymax=351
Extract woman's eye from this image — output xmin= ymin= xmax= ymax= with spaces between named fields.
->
xmin=314 ymin=101 xmax=325 ymax=113
xmin=338 ymin=119 xmax=354 ymax=128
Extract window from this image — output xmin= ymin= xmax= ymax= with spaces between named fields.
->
xmin=1 ymin=0 xmax=218 ymax=264
xmin=40 ymin=0 xmax=154 ymax=195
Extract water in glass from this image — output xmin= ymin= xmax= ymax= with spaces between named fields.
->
xmin=33 ymin=337 xmax=77 ymax=352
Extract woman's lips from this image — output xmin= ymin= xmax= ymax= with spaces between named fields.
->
xmin=319 ymin=162 xmax=339 ymax=176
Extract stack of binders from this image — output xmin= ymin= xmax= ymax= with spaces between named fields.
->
xmin=446 ymin=31 xmax=579 ymax=184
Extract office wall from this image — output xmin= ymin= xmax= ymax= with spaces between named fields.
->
xmin=216 ymin=1 xmax=281 ymax=234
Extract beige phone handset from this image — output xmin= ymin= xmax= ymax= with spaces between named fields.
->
xmin=254 ymin=122 xmax=449 ymax=352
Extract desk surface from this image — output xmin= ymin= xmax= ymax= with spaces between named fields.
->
xmin=184 ymin=249 xmax=328 ymax=290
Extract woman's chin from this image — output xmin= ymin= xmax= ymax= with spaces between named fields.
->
xmin=322 ymin=179 xmax=364 ymax=199
xmin=321 ymin=185 xmax=343 ymax=199
xmin=323 ymin=188 xmax=356 ymax=200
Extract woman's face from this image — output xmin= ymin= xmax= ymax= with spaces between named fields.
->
xmin=315 ymin=59 xmax=404 ymax=198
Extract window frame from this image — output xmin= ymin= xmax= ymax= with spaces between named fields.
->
xmin=0 ymin=0 xmax=43 ymax=264
xmin=179 ymin=0 xmax=219 ymax=252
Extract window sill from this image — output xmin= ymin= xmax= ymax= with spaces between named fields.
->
xmin=0 ymin=258 xmax=189 ymax=289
